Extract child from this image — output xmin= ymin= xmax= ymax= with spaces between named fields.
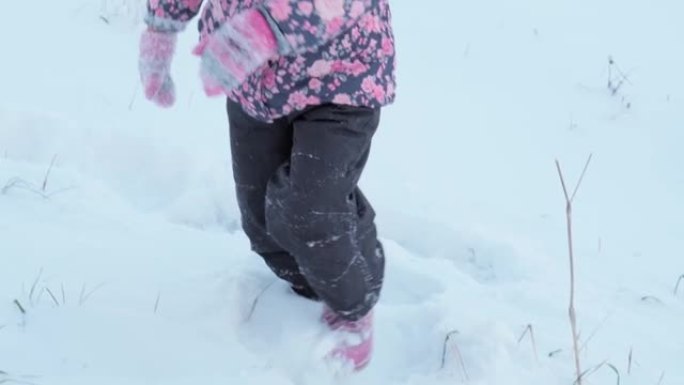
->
xmin=138 ymin=0 xmax=396 ymax=370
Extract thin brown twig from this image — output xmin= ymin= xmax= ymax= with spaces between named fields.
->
xmin=558 ymin=164 xmax=582 ymax=385
xmin=556 ymin=154 xmax=593 ymax=385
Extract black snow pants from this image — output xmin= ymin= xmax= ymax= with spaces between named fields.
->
xmin=228 ymin=100 xmax=385 ymax=321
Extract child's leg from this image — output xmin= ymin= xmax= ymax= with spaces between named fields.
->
xmin=227 ymin=101 xmax=318 ymax=299
xmin=265 ymin=104 xmax=386 ymax=321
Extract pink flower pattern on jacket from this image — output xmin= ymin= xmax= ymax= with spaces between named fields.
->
xmin=146 ymin=0 xmax=396 ymax=121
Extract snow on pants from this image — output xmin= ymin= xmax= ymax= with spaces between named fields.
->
xmin=227 ymin=100 xmax=385 ymax=321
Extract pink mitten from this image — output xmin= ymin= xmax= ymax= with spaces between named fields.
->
xmin=139 ymin=29 xmax=177 ymax=108
xmin=193 ymin=10 xmax=278 ymax=96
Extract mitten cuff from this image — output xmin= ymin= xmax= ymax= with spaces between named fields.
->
xmin=144 ymin=13 xmax=188 ymax=33
xmin=140 ymin=29 xmax=177 ymax=60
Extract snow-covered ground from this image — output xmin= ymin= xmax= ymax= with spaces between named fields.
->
xmin=2 ymin=0 xmax=683 ymax=384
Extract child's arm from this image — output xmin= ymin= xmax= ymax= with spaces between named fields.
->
xmin=145 ymin=0 xmax=205 ymax=32
xmin=260 ymin=0 xmax=377 ymax=55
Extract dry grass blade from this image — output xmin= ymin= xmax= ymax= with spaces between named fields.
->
xmin=579 ymin=313 xmax=611 ymax=353
xmin=627 ymin=347 xmax=633 ymax=375
xmin=128 ymin=84 xmax=139 ymax=111
xmin=246 ymin=280 xmax=276 ymax=321
xmin=607 ymin=56 xmax=633 ymax=97
xmin=453 ymin=343 xmax=470 ymax=381
xmin=516 ymin=324 xmax=531 ymax=344
xmin=1 ymin=178 xmax=26 ymax=195
xmin=29 ymin=268 xmax=44 ymax=305
xmin=79 ymin=284 xmax=86 ymax=305
xmin=45 ymin=288 xmax=60 ymax=307
xmin=641 ymin=296 xmax=663 ymax=304
xmin=556 ymin=161 xmax=570 ymax=202
xmin=606 ymin=363 xmax=621 ymax=385
xmin=0 ymin=371 xmax=37 ymax=385
xmin=575 ymin=361 xmax=606 ymax=385
xmin=674 ymin=275 xmax=684 ymax=296
xmin=42 ymin=154 xmax=58 ymax=192
xmin=13 ymin=300 xmax=26 ymax=315
xmin=153 ymin=292 xmax=161 ymax=314
xmin=570 ymin=154 xmax=593 ymax=202
xmin=440 ymin=330 xmax=469 ymax=381
xmin=517 ymin=324 xmax=539 ymax=362
xmin=2 ymin=176 xmax=73 ymax=199
xmin=79 ymin=283 xmax=106 ymax=306
xmin=35 ymin=287 xmax=47 ymax=305
xmin=656 ymin=371 xmax=665 ymax=385
xmin=0 ymin=377 xmax=40 ymax=385
xmin=2 ymin=178 xmax=48 ymax=198
xmin=575 ymin=361 xmax=620 ymax=385
xmin=441 ymin=330 xmax=459 ymax=369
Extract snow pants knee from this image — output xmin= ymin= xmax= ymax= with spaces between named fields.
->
xmin=227 ymin=100 xmax=385 ymax=321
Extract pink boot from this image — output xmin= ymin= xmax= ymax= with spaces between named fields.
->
xmin=322 ymin=307 xmax=374 ymax=371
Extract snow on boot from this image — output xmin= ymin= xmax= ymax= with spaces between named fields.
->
xmin=322 ymin=306 xmax=374 ymax=371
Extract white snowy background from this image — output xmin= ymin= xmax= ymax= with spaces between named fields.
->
xmin=1 ymin=0 xmax=683 ymax=384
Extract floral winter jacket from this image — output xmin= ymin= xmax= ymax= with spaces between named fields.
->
xmin=146 ymin=0 xmax=396 ymax=121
